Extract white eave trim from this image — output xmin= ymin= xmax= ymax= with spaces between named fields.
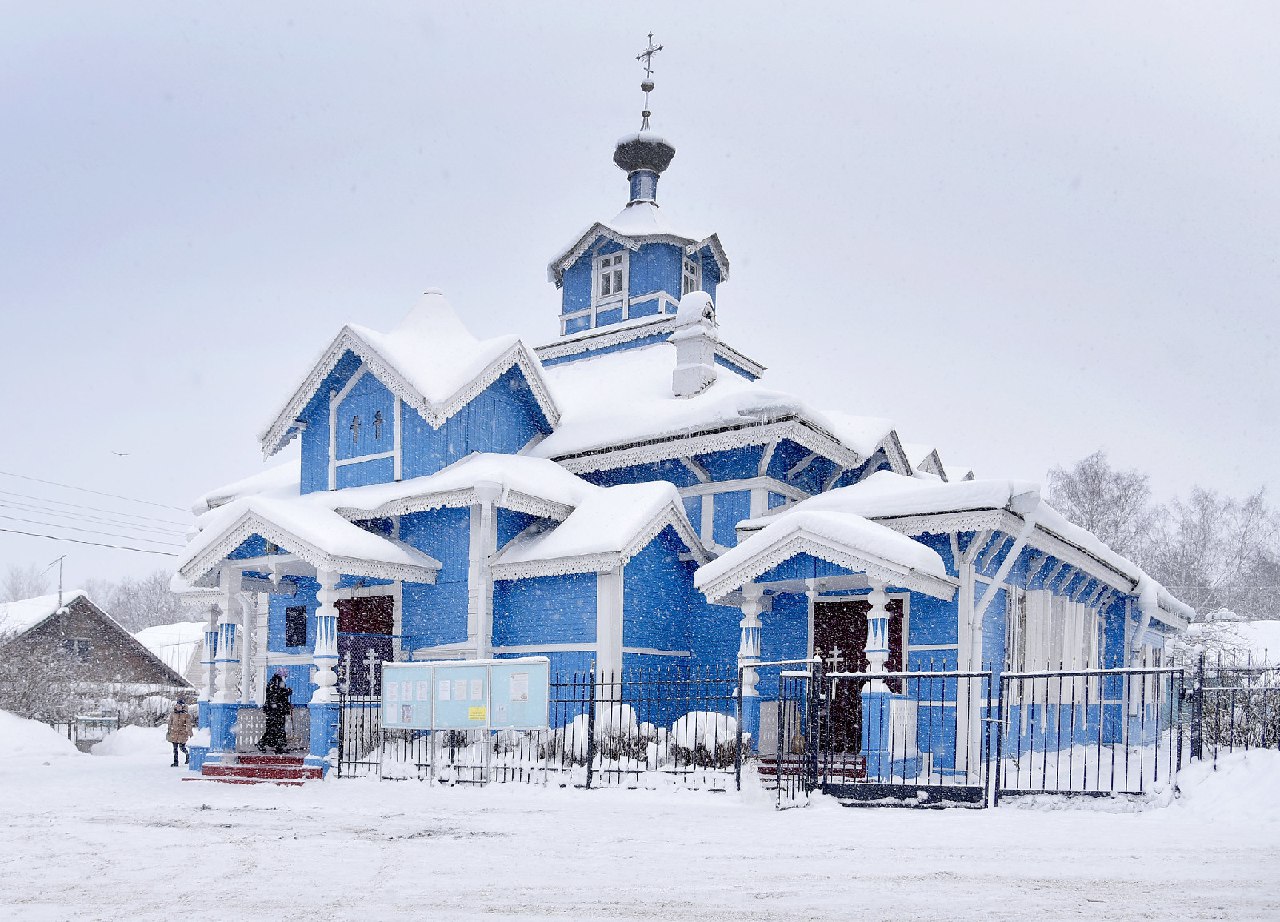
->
xmin=696 ymin=528 xmax=957 ymax=605
xmin=258 ymin=329 xmax=561 ymax=458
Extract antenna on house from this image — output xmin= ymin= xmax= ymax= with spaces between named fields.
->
xmin=636 ymin=32 xmax=663 ymax=131
xmin=44 ymin=555 xmax=66 ymax=608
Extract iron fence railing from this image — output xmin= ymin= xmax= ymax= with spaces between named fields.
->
xmin=338 ymin=666 xmax=741 ymax=789
xmin=1194 ymin=656 xmax=1280 ymax=763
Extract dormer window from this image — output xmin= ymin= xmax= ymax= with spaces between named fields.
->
xmin=593 ymin=252 xmax=627 ymax=306
xmin=682 ymin=254 xmax=702 ymax=295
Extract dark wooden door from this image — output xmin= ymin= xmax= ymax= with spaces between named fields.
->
xmin=337 ymin=596 xmax=394 ymax=695
xmin=812 ymin=598 xmax=905 ymax=753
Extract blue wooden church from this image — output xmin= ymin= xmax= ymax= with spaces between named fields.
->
xmin=176 ymin=68 xmax=1193 ymax=784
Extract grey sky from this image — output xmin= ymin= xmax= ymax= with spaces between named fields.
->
xmin=1 ymin=3 xmax=1276 ymax=588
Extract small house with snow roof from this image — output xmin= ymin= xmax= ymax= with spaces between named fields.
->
xmin=176 ymin=91 xmax=1192 ymax=790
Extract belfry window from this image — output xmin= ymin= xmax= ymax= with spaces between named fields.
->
xmin=594 ymin=252 xmax=627 ymax=305
xmin=682 ymin=254 xmax=702 ymax=295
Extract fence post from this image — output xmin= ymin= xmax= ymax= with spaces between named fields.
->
xmin=734 ymin=667 xmax=744 ymax=792
xmin=1190 ymin=654 xmax=1205 ymax=761
xmin=990 ymin=675 xmax=1005 ymax=808
xmin=584 ymin=669 xmax=598 ymax=790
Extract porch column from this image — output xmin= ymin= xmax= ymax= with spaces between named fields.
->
xmin=213 ymin=570 xmax=240 ymax=704
xmin=236 ymin=592 xmax=255 ymax=707
xmin=308 ymin=569 xmax=341 ymax=769
xmin=208 ymin=568 xmax=242 ymax=756
xmin=861 ymin=578 xmax=893 ymax=779
xmin=737 ymin=583 xmax=767 ymax=748
xmin=198 ymin=602 xmax=218 ymax=729
xmin=311 ymin=570 xmax=340 ymax=704
xmin=862 ymin=579 xmax=891 ymax=694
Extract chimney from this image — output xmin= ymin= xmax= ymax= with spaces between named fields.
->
xmin=672 ymin=291 xmax=718 ymax=398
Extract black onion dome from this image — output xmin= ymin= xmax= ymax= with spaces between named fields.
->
xmin=613 ymin=133 xmax=676 ymax=175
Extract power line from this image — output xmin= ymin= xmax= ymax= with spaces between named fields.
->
xmin=0 ymin=469 xmax=188 ymax=513
xmin=0 ymin=488 xmax=190 ymax=528
xmin=0 ymin=513 xmax=186 ymax=549
xmin=0 ymin=499 xmax=189 ymax=538
xmin=0 ymin=526 xmax=179 ymax=556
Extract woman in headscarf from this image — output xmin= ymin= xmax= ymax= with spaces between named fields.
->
xmin=258 ymin=673 xmax=293 ymax=754
xmin=166 ymin=698 xmax=194 ymax=767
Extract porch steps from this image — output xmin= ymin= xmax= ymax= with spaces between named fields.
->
xmin=756 ymin=755 xmax=866 ymax=789
xmin=186 ymin=753 xmax=320 ymax=786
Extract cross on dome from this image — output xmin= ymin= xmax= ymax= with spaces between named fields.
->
xmin=636 ymin=32 xmax=663 ymax=131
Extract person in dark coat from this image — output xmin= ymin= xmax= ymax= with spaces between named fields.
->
xmin=258 ymin=673 xmax=293 ymax=754
xmin=166 ymin=698 xmax=194 ymax=767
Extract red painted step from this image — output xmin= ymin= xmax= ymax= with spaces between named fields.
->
xmin=195 ymin=752 xmax=321 ymax=785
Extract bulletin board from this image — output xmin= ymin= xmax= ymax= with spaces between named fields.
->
xmin=379 ymin=658 xmax=549 ymax=731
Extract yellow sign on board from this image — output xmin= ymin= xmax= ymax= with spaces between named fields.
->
xmin=468 ymin=706 xmax=487 ymax=721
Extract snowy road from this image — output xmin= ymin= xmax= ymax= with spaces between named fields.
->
xmin=1 ymin=728 xmax=1277 ymax=921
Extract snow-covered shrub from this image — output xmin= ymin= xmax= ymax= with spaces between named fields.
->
xmin=669 ymin=711 xmax=743 ymax=768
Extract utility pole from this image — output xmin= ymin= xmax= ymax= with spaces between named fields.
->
xmin=45 ymin=555 xmax=66 ymax=608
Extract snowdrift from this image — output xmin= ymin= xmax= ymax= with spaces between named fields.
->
xmin=0 ymin=710 xmax=80 ymax=759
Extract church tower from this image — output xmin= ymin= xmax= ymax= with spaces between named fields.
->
xmin=544 ymin=37 xmax=733 ymax=344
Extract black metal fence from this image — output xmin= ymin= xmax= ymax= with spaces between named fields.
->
xmin=1194 ymin=656 xmax=1280 ymax=763
xmin=336 ymin=658 xmax=1278 ymax=806
xmin=993 ymin=667 xmax=1184 ymax=801
xmin=338 ymin=665 xmax=741 ymax=789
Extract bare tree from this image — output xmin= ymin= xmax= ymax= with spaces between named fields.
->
xmin=1047 ymin=451 xmax=1156 ymax=560
xmin=1 ymin=564 xmax=52 ymax=603
xmin=85 ymin=570 xmax=186 ymax=632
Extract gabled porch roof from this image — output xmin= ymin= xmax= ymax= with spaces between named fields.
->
xmin=175 ymin=496 xmax=442 ymax=590
xmin=695 ymin=509 xmax=956 ymax=605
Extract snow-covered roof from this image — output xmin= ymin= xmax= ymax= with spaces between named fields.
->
xmin=176 ymin=495 xmax=443 ymax=590
xmin=134 ymin=621 xmax=205 ymax=675
xmin=0 ymin=590 xmax=88 ymax=638
xmin=530 ymin=342 xmax=902 ymax=475
xmin=194 ymin=461 xmax=298 ymax=515
xmin=547 ymin=205 xmax=730 ymax=287
xmin=259 ymin=292 xmax=561 ymax=457
xmin=737 ymin=471 xmax=1194 ymax=624
xmin=695 ymin=509 xmax=954 ymax=604
xmin=490 ymin=482 xmax=704 ymax=580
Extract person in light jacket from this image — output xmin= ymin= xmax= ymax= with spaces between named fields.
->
xmin=166 ymin=698 xmax=195 ymax=767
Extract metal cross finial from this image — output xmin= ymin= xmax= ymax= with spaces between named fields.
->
xmin=636 ymin=32 xmax=663 ymax=131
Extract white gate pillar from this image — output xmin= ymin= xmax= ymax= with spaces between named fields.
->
xmin=311 ymin=569 xmax=340 ymax=705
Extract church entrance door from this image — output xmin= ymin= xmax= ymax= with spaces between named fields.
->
xmin=337 ymin=595 xmax=394 ymax=696
xmin=812 ymin=598 xmax=905 ymax=755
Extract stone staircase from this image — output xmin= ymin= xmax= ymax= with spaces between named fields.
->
xmin=185 ymin=753 xmax=321 ymax=786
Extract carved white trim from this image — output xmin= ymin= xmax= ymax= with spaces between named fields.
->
xmin=332 ymin=488 xmax=574 ymax=525
xmin=260 ymin=328 xmax=561 ymax=458
xmin=489 ymin=502 xmax=707 ymax=582
xmin=548 ymin=224 xmax=731 ymax=287
xmin=535 ymin=317 xmax=766 ymax=378
xmin=698 ymin=528 xmax=957 ymax=605
xmin=550 ymin=418 xmax=863 ymax=477
xmin=178 ymin=509 xmax=442 ymax=589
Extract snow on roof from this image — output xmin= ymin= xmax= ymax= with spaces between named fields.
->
xmin=604 ymin=202 xmax=688 ymax=237
xmin=259 ymin=292 xmax=560 ymax=457
xmin=900 ymin=441 xmax=944 ymax=476
xmin=740 ymin=471 xmax=1194 ymax=622
xmin=695 ymin=508 xmax=951 ymax=602
xmin=326 ymin=453 xmax=596 ymax=518
xmin=814 ymin=412 xmax=897 ymax=461
xmin=0 ymin=590 xmax=88 ymax=638
xmin=194 ymin=461 xmax=299 ymax=515
xmin=133 ymin=621 xmax=205 ymax=674
xmin=177 ymin=494 xmax=442 ymax=588
xmin=531 ymin=342 xmax=848 ymax=464
xmin=491 ymin=481 xmax=702 ymax=577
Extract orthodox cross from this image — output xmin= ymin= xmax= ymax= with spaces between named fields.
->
xmin=826 ymin=645 xmax=844 ymax=673
xmin=364 ymin=647 xmax=382 ymax=694
xmin=350 ymin=414 xmax=361 ymax=444
xmin=635 ymin=32 xmax=663 ymax=130
xmin=373 ymin=409 xmax=384 ymax=440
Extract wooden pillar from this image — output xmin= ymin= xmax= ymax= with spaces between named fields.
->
xmin=311 ymin=569 xmax=340 ymax=705
xmin=213 ymin=568 xmax=240 ymax=704
xmin=863 ymin=579 xmax=890 ymax=694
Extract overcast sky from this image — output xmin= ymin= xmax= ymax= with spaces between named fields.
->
xmin=1 ymin=2 xmax=1276 ymax=590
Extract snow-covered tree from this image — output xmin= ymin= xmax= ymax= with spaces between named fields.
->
xmin=1047 ymin=451 xmax=1156 ymax=560
xmin=1 ymin=564 xmax=51 ymax=603
xmin=83 ymin=570 xmax=185 ymax=632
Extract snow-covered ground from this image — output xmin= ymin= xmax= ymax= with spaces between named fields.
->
xmin=0 ymin=712 xmax=1277 ymax=921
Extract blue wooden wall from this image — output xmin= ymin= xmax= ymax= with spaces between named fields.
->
xmin=492 ymin=572 xmax=597 ymax=646
xmin=399 ymin=507 xmax=470 ymax=648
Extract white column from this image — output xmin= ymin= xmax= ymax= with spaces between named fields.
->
xmin=738 ymin=583 xmax=767 ymax=699
xmin=467 ymin=482 xmax=502 ymax=659
xmin=237 ymin=591 xmax=255 ymax=706
xmin=213 ymin=569 xmax=240 ymax=704
xmin=310 ymin=569 xmax=340 ymax=704
xmin=200 ymin=602 xmax=218 ymax=706
xmin=595 ymin=568 xmax=624 ymax=678
xmin=863 ymin=579 xmax=890 ymax=694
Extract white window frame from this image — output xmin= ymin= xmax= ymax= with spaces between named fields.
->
xmin=682 ymin=254 xmax=702 ymax=295
xmin=591 ymin=251 xmax=628 ymax=323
